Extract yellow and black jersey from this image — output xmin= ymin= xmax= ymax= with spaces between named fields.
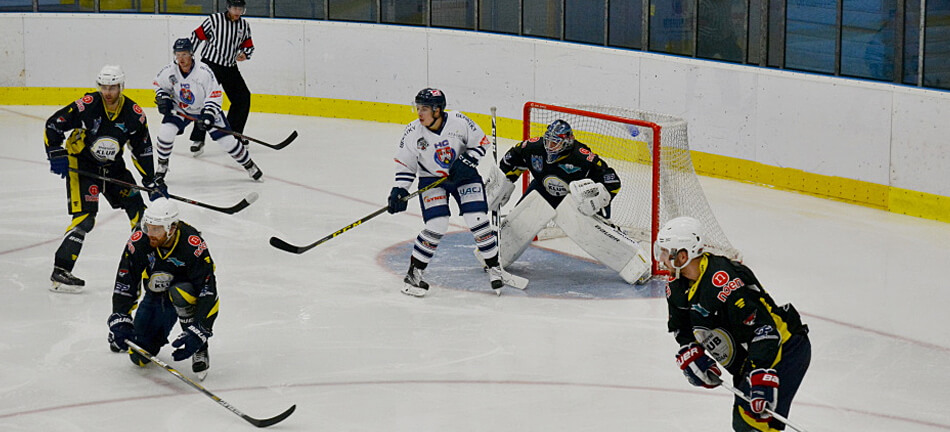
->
xmin=44 ymin=91 xmax=155 ymax=181
xmin=112 ymin=221 xmax=218 ymax=327
xmin=499 ymin=138 xmax=621 ymax=201
xmin=666 ymin=253 xmax=807 ymax=377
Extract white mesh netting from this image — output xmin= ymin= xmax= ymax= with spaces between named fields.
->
xmin=523 ymin=102 xmax=740 ymax=264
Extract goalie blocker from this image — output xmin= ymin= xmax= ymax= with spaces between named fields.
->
xmin=497 ymin=188 xmax=651 ymax=285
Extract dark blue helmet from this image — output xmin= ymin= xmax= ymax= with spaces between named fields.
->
xmin=543 ymin=119 xmax=574 ymax=163
xmin=414 ymin=88 xmax=446 ymax=112
xmin=227 ymin=0 xmax=246 ymax=7
xmin=173 ymin=38 xmax=193 ymax=53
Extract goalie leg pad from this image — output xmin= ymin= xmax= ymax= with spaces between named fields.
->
xmin=554 ymin=199 xmax=651 ymax=284
xmin=498 ymin=190 xmax=556 ymax=268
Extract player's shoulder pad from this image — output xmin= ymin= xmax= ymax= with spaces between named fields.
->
xmin=158 ymin=63 xmax=177 ymax=74
xmin=75 ymin=91 xmax=100 ymax=108
xmin=703 ymin=255 xmax=748 ymax=303
xmin=125 ymin=229 xmax=148 ymax=254
xmin=195 ymin=62 xmax=216 ymax=77
xmin=178 ymin=222 xmax=211 ymax=257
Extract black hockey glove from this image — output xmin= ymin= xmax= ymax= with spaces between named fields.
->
xmin=196 ymin=110 xmax=215 ymax=132
xmin=107 ymin=312 xmax=135 ymax=352
xmin=47 ymin=147 xmax=68 ymax=178
xmin=171 ymin=323 xmax=212 ymax=361
xmin=155 ymin=95 xmax=174 ymax=116
xmin=387 ymin=187 xmax=410 ymax=214
xmin=448 ymin=152 xmax=479 ymax=182
xmin=145 ymin=177 xmax=168 ymax=201
xmin=675 ymin=342 xmax=722 ymax=388
xmin=748 ymin=368 xmax=779 ymax=418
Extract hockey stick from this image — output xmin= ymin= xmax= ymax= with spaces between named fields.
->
xmin=126 ymin=341 xmax=296 ymax=428
xmin=174 ymin=108 xmax=297 ymax=150
xmin=719 ymin=380 xmax=810 ymax=432
xmin=484 ymin=107 xmax=528 ymax=290
xmin=70 ymin=168 xmax=258 ymax=215
xmin=269 ymin=177 xmax=449 ymax=254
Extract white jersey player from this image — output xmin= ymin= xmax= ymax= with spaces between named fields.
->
xmin=153 ymin=38 xmax=261 ymax=181
xmin=386 ymin=88 xmax=504 ymax=297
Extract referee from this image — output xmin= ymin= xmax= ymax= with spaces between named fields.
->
xmin=188 ymin=0 xmax=254 ymax=156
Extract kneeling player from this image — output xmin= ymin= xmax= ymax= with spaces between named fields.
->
xmin=153 ymin=38 xmax=262 ymax=181
xmin=655 ymin=216 xmax=811 ymax=431
xmin=107 ymin=198 xmax=219 ymax=380
xmin=484 ymin=120 xmax=651 ymax=284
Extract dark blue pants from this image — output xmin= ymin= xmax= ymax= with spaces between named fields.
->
xmin=732 ymin=333 xmax=811 ymax=431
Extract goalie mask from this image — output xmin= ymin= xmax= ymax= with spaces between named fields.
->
xmin=142 ymin=198 xmax=180 ymax=246
xmin=653 ymin=216 xmax=704 ymax=278
xmin=543 ymin=120 xmax=574 ymax=163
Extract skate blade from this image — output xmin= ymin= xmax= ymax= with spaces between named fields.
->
xmin=196 ymin=370 xmax=208 ymax=381
xmin=401 ymin=284 xmax=427 ymax=298
xmin=49 ymin=282 xmax=83 ymax=294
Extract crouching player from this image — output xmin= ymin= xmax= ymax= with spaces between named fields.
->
xmin=655 ymin=216 xmax=811 ymax=431
xmin=107 ymin=198 xmax=219 ymax=380
xmin=483 ymin=119 xmax=651 ymax=284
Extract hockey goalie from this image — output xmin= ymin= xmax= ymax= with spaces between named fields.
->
xmin=484 ymin=120 xmax=652 ymax=285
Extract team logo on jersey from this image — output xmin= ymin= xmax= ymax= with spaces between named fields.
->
xmin=417 ymin=137 xmax=428 ymax=150
xmin=559 ymin=163 xmax=581 ymax=174
xmin=168 ymin=257 xmax=185 ymax=267
xmin=433 ymin=140 xmax=455 ymax=168
xmin=189 ymin=235 xmax=208 ymax=257
xmin=751 ymin=325 xmax=778 ymax=344
xmin=541 ymin=176 xmax=569 ymax=196
xmin=531 ymin=155 xmax=543 ymax=172
xmin=694 ymin=327 xmax=737 ymax=367
xmin=147 ymin=272 xmax=174 ymax=293
xmin=179 ymin=88 xmax=195 ymax=105
xmin=133 ymin=105 xmax=144 ymax=115
xmin=210 ymin=90 xmax=222 ymax=98
xmin=90 ymin=136 xmax=120 ymax=162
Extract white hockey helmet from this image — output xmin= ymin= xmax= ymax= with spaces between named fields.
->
xmin=96 ymin=64 xmax=126 ymax=90
xmin=653 ymin=216 xmax=705 ymax=269
xmin=142 ymin=198 xmax=180 ymax=234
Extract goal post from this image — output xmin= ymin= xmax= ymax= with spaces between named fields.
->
xmin=521 ymin=102 xmax=740 ymax=275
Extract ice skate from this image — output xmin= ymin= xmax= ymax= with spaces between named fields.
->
xmin=50 ymin=267 xmax=84 ymax=293
xmin=192 ymin=346 xmax=209 ymax=381
xmin=190 ymin=140 xmax=205 ymax=157
xmin=243 ymin=160 xmax=263 ymax=181
xmin=401 ymin=265 xmax=429 ymax=298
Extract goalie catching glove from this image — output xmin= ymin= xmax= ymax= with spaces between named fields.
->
xmin=569 ymin=179 xmax=611 ymax=217
xmin=675 ymin=342 xmax=722 ymax=388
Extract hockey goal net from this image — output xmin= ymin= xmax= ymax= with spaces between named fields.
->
xmin=522 ymin=102 xmax=740 ymax=274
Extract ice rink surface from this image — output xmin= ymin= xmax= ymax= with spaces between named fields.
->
xmin=1 ymin=105 xmax=949 ymax=431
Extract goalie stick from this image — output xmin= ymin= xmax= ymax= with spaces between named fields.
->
xmin=482 ymin=106 xmax=529 ymax=291
xmin=127 ymin=341 xmax=296 ymax=428
xmin=70 ymin=168 xmax=258 ymax=215
xmin=270 ymin=177 xmax=449 ymax=254
xmin=719 ymin=380 xmax=810 ymax=432
xmin=175 ymin=109 xmax=297 ymax=150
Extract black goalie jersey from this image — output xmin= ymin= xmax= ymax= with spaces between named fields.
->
xmin=499 ymin=137 xmax=621 ymax=208
xmin=44 ymin=92 xmax=155 ymax=179
xmin=666 ymin=254 xmax=808 ymax=378
xmin=112 ymin=222 xmax=218 ymax=327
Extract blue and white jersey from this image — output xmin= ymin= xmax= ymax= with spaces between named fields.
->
xmin=393 ymin=111 xmax=490 ymax=189
xmin=152 ymin=61 xmax=224 ymax=117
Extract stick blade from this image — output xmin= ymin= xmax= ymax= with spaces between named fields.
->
xmin=245 ymin=192 xmax=260 ymax=204
xmin=269 ymin=236 xmax=306 ymax=254
xmin=243 ymin=404 xmax=296 ymax=428
xmin=271 ymin=131 xmax=298 ymax=149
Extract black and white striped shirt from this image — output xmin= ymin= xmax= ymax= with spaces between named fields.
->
xmin=190 ymin=12 xmax=254 ymax=67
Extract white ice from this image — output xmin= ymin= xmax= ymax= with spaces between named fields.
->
xmin=1 ymin=105 xmax=949 ymax=431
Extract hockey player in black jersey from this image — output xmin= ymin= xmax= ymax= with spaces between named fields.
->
xmin=654 ymin=216 xmax=810 ymax=431
xmin=483 ymin=119 xmax=651 ymax=284
xmin=107 ymin=198 xmax=219 ymax=380
xmin=44 ymin=65 xmax=164 ymax=293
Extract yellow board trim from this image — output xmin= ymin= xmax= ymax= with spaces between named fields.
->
xmin=4 ymin=86 xmax=947 ymax=224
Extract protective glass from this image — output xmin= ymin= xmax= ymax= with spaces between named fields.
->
xmin=144 ymin=223 xmax=171 ymax=239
